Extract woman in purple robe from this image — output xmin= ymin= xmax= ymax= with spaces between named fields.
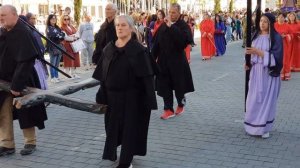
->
xmin=244 ymin=13 xmax=283 ymax=139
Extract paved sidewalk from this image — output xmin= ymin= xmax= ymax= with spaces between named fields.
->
xmin=1 ymin=40 xmax=300 ymax=168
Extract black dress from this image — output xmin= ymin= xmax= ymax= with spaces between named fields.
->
xmin=93 ymin=39 xmax=157 ymax=164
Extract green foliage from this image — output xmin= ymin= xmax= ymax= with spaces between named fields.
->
xmin=74 ymin=0 xmax=82 ymax=27
xmin=214 ymin=0 xmax=221 ymax=13
xmin=229 ymin=0 xmax=233 ymax=13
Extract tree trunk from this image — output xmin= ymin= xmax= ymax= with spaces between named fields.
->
xmin=229 ymin=0 xmax=233 ymax=13
xmin=214 ymin=0 xmax=221 ymax=13
xmin=74 ymin=0 xmax=82 ymax=27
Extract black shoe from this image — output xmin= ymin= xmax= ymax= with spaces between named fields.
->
xmin=20 ymin=144 xmax=36 ymax=156
xmin=116 ymin=164 xmax=132 ymax=168
xmin=0 ymin=147 xmax=15 ymax=156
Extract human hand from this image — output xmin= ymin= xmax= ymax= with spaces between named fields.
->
xmin=10 ymin=90 xmax=20 ymax=96
xmin=164 ymin=17 xmax=172 ymax=27
xmin=244 ymin=64 xmax=250 ymax=71
xmin=245 ymin=47 xmax=264 ymax=57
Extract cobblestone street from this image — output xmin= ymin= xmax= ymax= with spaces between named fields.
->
xmin=1 ymin=40 xmax=300 ymax=168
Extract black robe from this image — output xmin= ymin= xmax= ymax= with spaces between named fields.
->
xmin=92 ymin=19 xmax=117 ymax=64
xmin=152 ymin=19 xmax=195 ymax=97
xmin=92 ymin=39 xmax=157 ymax=161
xmin=0 ymin=19 xmax=47 ymax=129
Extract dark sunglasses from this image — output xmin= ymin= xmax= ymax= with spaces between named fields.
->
xmin=64 ymin=18 xmax=70 ymax=21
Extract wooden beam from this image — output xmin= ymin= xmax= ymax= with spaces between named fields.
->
xmin=0 ymin=79 xmax=106 ymax=115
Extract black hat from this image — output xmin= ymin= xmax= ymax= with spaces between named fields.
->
xmin=262 ymin=13 xmax=276 ymax=24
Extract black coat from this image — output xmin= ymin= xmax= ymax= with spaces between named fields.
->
xmin=92 ymin=39 xmax=157 ymax=161
xmin=92 ymin=19 xmax=117 ymax=64
xmin=0 ymin=19 xmax=47 ymax=130
xmin=152 ymin=20 xmax=195 ymax=97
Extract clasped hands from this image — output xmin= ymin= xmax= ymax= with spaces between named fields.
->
xmin=245 ymin=47 xmax=264 ymax=57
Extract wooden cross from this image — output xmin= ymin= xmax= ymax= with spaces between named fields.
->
xmin=0 ymin=78 xmax=106 ymax=115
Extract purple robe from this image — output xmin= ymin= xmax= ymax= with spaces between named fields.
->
xmin=34 ymin=59 xmax=48 ymax=90
xmin=244 ymin=34 xmax=281 ymax=135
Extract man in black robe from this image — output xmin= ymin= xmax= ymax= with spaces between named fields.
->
xmin=92 ymin=2 xmax=118 ymax=64
xmin=0 ymin=5 xmax=47 ymax=156
xmin=152 ymin=3 xmax=194 ymax=120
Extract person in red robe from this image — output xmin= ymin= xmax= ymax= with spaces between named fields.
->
xmin=60 ymin=15 xmax=81 ymax=79
xmin=288 ymin=12 xmax=300 ymax=72
xmin=275 ymin=13 xmax=293 ymax=80
xmin=199 ymin=13 xmax=215 ymax=60
xmin=183 ymin=14 xmax=194 ymax=63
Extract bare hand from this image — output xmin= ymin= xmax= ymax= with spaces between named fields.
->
xmin=10 ymin=90 xmax=20 ymax=96
xmin=208 ymin=33 xmax=213 ymax=38
xmin=164 ymin=17 xmax=171 ymax=27
xmin=245 ymin=47 xmax=264 ymax=57
xmin=244 ymin=64 xmax=250 ymax=71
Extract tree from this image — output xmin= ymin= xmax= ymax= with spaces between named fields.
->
xmin=214 ymin=0 xmax=221 ymax=13
xmin=74 ymin=0 xmax=82 ymax=27
xmin=229 ymin=0 xmax=233 ymax=13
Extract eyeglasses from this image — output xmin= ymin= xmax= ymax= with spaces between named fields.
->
xmin=64 ymin=18 xmax=70 ymax=21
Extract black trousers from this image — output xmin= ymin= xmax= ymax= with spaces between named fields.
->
xmin=163 ymin=89 xmax=185 ymax=112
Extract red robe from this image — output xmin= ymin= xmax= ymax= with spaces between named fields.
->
xmin=275 ymin=22 xmax=293 ymax=79
xmin=184 ymin=23 xmax=193 ymax=63
xmin=289 ymin=22 xmax=300 ymax=72
xmin=200 ymin=19 xmax=215 ymax=59
xmin=61 ymin=25 xmax=80 ymax=68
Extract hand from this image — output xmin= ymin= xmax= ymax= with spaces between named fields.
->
xmin=11 ymin=90 xmax=21 ymax=96
xmin=164 ymin=17 xmax=172 ymax=27
xmin=287 ymin=35 xmax=291 ymax=42
xmin=281 ymin=34 xmax=286 ymax=38
xmin=202 ymin=32 xmax=207 ymax=37
xmin=98 ymin=104 xmax=108 ymax=113
xmin=208 ymin=33 xmax=213 ymax=38
xmin=244 ymin=64 xmax=250 ymax=71
xmin=245 ymin=47 xmax=264 ymax=57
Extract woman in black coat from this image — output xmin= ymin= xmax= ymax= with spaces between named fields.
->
xmin=92 ymin=15 xmax=157 ymax=168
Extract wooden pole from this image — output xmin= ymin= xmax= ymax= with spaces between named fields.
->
xmin=245 ymin=0 xmax=252 ymax=112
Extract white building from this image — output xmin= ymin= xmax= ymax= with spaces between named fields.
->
xmin=0 ymin=0 xmax=107 ymax=22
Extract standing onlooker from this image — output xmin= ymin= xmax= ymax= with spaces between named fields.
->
xmin=92 ymin=2 xmax=117 ymax=65
xmin=152 ymin=10 xmax=165 ymax=36
xmin=275 ymin=13 xmax=292 ymax=80
xmin=78 ymin=14 xmax=94 ymax=70
xmin=225 ymin=13 xmax=232 ymax=43
xmin=244 ymin=13 xmax=283 ymax=139
xmin=152 ymin=3 xmax=194 ymax=120
xmin=214 ymin=14 xmax=226 ymax=56
xmin=235 ymin=14 xmax=242 ymax=40
xmin=0 ymin=4 xmax=47 ymax=156
xmin=146 ymin=14 xmax=157 ymax=50
xmin=93 ymin=15 xmax=157 ymax=168
xmin=46 ymin=14 xmax=65 ymax=83
xmin=60 ymin=14 xmax=81 ymax=79
xmin=200 ymin=13 xmax=215 ymax=60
